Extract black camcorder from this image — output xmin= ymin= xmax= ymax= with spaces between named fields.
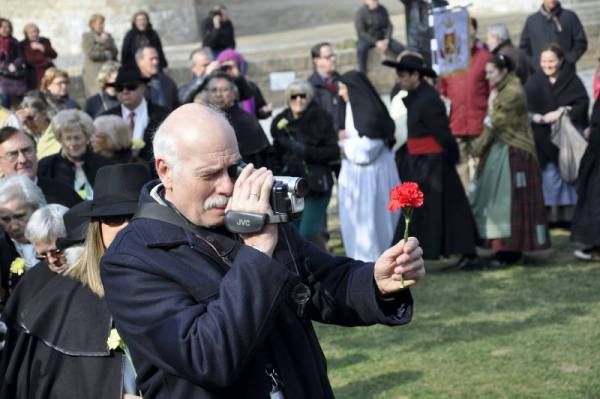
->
xmin=224 ymin=161 xmax=306 ymax=234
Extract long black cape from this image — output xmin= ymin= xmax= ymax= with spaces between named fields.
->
xmin=0 ymin=264 xmax=123 ymax=398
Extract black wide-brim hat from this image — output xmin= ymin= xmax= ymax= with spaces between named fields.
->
xmin=105 ymin=66 xmax=151 ymax=87
xmin=56 ymin=200 xmax=92 ymax=250
xmin=81 ymin=164 xmax=151 ymax=219
xmin=382 ymin=54 xmax=437 ymax=78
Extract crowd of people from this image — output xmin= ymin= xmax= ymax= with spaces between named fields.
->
xmin=0 ymin=0 xmax=598 ymax=397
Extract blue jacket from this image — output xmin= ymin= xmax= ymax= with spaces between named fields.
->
xmin=100 ymin=184 xmax=414 ymax=398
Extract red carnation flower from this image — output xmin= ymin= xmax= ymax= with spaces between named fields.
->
xmin=387 ymin=182 xmax=424 ymax=288
xmin=388 ymin=182 xmax=424 ymax=212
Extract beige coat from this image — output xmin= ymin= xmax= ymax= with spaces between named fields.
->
xmin=81 ymin=31 xmax=118 ymax=97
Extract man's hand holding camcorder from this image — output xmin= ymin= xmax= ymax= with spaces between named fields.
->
xmin=226 ymin=163 xmax=278 ymax=257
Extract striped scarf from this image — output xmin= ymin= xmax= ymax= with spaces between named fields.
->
xmin=540 ymin=2 xmax=563 ymax=33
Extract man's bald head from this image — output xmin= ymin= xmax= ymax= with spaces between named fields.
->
xmin=153 ymin=103 xmax=239 ymax=174
xmin=153 ymin=103 xmax=241 ymax=227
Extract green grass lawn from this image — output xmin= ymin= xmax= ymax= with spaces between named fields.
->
xmin=317 ymin=229 xmax=600 ymax=398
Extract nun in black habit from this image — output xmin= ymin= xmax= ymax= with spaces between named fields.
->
xmin=383 ymin=55 xmax=478 ymax=264
xmin=336 ymin=71 xmax=401 ymax=262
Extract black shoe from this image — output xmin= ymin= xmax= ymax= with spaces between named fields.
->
xmin=453 ymin=256 xmax=483 ymax=271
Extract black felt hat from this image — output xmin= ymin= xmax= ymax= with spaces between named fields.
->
xmin=105 ymin=66 xmax=150 ymax=87
xmin=56 ymin=200 xmax=92 ymax=250
xmin=81 ymin=164 xmax=150 ymax=218
xmin=382 ymin=54 xmax=437 ymax=78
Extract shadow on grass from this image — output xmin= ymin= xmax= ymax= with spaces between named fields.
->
xmin=327 ymin=353 xmax=369 ymax=369
xmin=334 ymin=370 xmax=422 ymax=398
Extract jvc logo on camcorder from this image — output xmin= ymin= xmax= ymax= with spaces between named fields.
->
xmin=237 ymin=219 xmax=251 ymax=227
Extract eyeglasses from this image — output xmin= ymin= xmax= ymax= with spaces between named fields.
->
xmin=0 ymin=211 xmax=30 ymax=224
xmin=115 ymin=83 xmax=140 ymax=93
xmin=36 ymin=248 xmax=62 ymax=261
xmin=0 ymin=146 xmax=35 ymax=162
xmin=290 ymin=93 xmax=307 ymax=101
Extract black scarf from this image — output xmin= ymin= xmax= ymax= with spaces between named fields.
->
xmin=525 ymin=60 xmax=588 ymax=119
xmin=340 ymin=71 xmax=395 ymax=147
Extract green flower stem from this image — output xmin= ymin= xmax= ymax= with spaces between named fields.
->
xmin=400 ymin=207 xmax=414 ymax=289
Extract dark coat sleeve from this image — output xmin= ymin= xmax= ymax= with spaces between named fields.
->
xmin=302 ymin=107 xmax=340 ymax=165
xmin=280 ymin=225 xmax=414 ymax=326
xmin=425 ymin=92 xmax=459 ymax=164
xmin=564 ymin=11 xmax=588 ymax=64
xmin=355 ymin=7 xmax=377 ymax=44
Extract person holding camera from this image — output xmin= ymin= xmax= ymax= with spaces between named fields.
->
xmin=99 ymin=103 xmax=425 ymax=399
xmin=201 ymin=5 xmax=236 ymax=58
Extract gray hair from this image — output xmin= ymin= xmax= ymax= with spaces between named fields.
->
xmin=24 ymin=203 xmax=68 ymax=244
xmin=284 ymin=80 xmax=314 ymax=104
xmin=487 ymin=24 xmax=510 ymax=43
xmin=189 ymin=47 xmax=213 ymax=67
xmin=153 ymin=106 xmax=229 ymax=175
xmin=93 ymin=115 xmax=131 ymax=151
xmin=51 ymin=109 xmax=95 ymax=142
xmin=135 ymin=45 xmax=157 ymax=61
xmin=0 ymin=174 xmax=46 ymax=210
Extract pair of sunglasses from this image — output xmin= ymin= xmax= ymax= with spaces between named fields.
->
xmin=114 ymin=83 xmax=140 ymax=93
xmin=290 ymin=93 xmax=307 ymax=100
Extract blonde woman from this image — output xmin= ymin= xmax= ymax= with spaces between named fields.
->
xmin=82 ymin=14 xmax=118 ymax=97
xmin=0 ymin=164 xmax=149 ymax=398
xmin=40 ymin=67 xmax=80 ymax=114
xmin=84 ymin=61 xmax=120 ymax=118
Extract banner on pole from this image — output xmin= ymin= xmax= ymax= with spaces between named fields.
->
xmin=430 ymin=7 xmax=470 ymax=76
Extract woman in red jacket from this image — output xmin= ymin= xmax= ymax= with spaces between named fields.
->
xmin=19 ymin=23 xmax=57 ymax=90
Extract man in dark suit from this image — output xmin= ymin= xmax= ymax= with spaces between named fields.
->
xmin=0 ymin=126 xmax=81 ymax=207
xmin=136 ymin=46 xmax=179 ymax=112
xmin=100 ymin=66 xmax=169 ymax=164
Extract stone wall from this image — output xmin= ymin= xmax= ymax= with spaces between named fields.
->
xmin=3 ymin=0 xmax=200 ymax=69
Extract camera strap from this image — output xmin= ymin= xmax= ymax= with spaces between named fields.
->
xmin=133 ymin=202 xmax=242 ymax=267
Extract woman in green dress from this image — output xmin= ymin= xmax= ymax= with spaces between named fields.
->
xmin=470 ymin=54 xmax=550 ymax=266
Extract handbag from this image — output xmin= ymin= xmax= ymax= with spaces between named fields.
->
xmin=550 ymin=113 xmax=588 ymax=183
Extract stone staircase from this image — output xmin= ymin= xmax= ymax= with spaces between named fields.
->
xmin=67 ymin=2 xmax=600 ymax=107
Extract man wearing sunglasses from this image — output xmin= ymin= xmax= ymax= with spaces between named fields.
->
xmin=100 ymin=66 xmax=168 ymax=164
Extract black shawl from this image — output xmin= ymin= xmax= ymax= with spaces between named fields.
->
xmin=340 ymin=71 xmax=395 ymax=147
xmin=0 ymin=264 xmax=123 ymax=398
xmin=524 ymin=60 xmax=589 ymax=166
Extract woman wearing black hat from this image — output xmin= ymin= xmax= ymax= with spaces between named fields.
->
xmin=384 ymin=54 xmax=479 ymax=266
xmin=337 ymin=71 xmax=400 ymax=262
xmin=0 ymin=163 xmax=149 ymax=399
